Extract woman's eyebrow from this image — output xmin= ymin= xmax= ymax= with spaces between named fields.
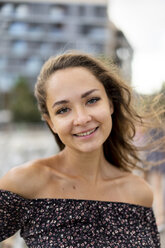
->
xmin=52 ymin=89 xmax=99 ymax=108
xmin=52 ymin=100 xmax=69 ymax=108
xmin=81 ymin=89 xmax=99 ymax=98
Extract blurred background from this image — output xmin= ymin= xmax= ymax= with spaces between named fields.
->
xmin=0 ymin=0 xmax=164 ymax=247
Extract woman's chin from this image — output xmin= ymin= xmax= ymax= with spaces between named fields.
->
xmin=74 ymin=143 xmax=103 ymax=154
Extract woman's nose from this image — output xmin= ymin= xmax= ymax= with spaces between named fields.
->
xmin=73 ymin=109 xmax=92 ymax=126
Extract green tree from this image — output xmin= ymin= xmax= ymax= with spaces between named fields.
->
xmin=9 ymin=77 xmax=41 ymax=122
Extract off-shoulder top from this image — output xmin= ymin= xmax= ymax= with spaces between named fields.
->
xmin=0 ymin=190 xmax=160 ymax=248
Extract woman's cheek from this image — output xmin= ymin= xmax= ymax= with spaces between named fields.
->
xmin=99 ymin=109 xmax=111 ymax=122
xmin=55 ymin=118 xmax=72 ymax=135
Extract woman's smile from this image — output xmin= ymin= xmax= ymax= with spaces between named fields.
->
xmin=73 ymin=127 xmax=99 ymax=138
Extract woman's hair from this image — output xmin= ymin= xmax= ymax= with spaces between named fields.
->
xmin=35 ymin=51 xmax=164 ymax=172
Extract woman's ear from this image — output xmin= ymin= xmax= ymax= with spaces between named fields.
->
xmin=42 ymin=114 xmax=57 ymax=133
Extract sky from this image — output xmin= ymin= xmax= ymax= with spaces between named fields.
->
xmin=109 ymin=0 xmax=165 ymax=94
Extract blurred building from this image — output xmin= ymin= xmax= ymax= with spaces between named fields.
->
xmin=0 ymin=0 xmax=133 ymax=94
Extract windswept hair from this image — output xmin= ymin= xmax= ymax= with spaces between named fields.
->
xmin=35 ymin=51 xmax=164 ymax=172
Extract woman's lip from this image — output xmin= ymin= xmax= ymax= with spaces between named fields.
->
xmin=73 ymin=127 xmax=98 ymax=136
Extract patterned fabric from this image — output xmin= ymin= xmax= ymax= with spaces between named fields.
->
xmin=0 ymin=190 xmax=160 ymax=247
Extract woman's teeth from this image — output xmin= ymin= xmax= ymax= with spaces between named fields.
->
xmin=75 ymin=128 xmax=96 ymax=137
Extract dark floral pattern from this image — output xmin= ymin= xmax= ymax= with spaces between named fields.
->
xmin=0 ymin=190 xmax=160 ymax=247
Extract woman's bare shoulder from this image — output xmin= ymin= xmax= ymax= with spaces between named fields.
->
xmin=0 ymin=157 xmax=54 ymax=198
xmin=125 ymin=173 xmax=153 ymax=207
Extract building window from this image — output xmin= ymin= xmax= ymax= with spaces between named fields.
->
xmin=94 ymin=6 xmax=106 ymax=17
xmin=1 ymin=3 xmax=14 ymax=16
xmin=29 ymin=25 xmax=43 ymax=38
xmin=81 ymin=25 xmax=106 ymax=40
xmin=40 ymin=43 xmax=52 ymax=56
xmin=50 ymin=5 xmax=68 ymax=18
xmin=89 ymin=27 xmax=106 ymax=40
xmin=26 ymin=57 xmax=42 ymax=75
xmin=15 ymin=4 xmax=29 ymax=17
xmin=12 ymin=40 xmax=28 ymax=56
xmin=51 ymin=23 xmax=64 ymax=37
xmin=9 ymin=22 xmax=28 ymax=35
xmin=0 ymin=57 xmax=7 ymax=70
xmin=12 ymin=41 xmax=28 ymax=55
xmin=78 ymin=5 xmax=86 ymax=16
xmin=28 ymin=3 xmax=44 ymax=15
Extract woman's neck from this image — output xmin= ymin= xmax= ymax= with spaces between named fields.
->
xmin=58 ymin=147 xmax=109 ymax=185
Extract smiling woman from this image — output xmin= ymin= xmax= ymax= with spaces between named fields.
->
xmin=43 ymin=66 xmax=113 ymax=154
xmin=35 ymin=52 xmax=141 ymax=170
xmin=0 ymin=51 xmax=161 ymax=247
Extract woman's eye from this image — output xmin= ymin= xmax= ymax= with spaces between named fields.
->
xmin=87 ymin=97 xmax=100 ymax=105
xmin=56 ymin=107 xmax=69 ymax=115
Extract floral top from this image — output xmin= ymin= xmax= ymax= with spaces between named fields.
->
xmin=0 ymin=190 xmax=160 ymax=248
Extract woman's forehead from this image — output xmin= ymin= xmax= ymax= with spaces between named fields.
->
xmin=46 ymin=67 xmax=107 ymax=103
xmin=46 ymin=67 xmax=103 ymax=90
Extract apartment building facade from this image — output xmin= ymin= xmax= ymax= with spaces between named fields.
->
xmin=0 ymin=0 xmax=133 ymax=93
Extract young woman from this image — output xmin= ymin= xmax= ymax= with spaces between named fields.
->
xmin=0 ymin=52 xmax=161 ymax=247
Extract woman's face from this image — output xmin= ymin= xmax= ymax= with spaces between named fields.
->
xmin=45 ymin=67 xmax=113 ymax=153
